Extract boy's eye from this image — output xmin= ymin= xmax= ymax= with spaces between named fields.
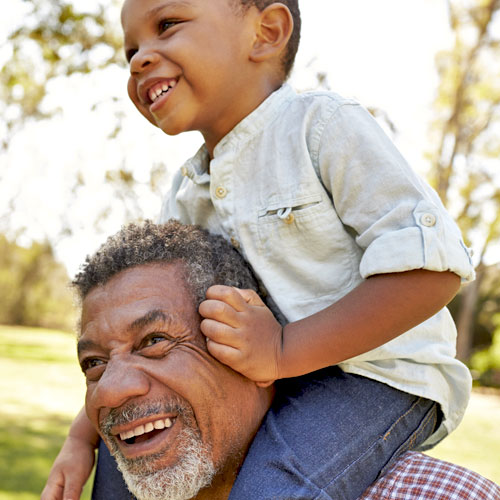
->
xmin=158 ymin=19 xmax=177 ymax=33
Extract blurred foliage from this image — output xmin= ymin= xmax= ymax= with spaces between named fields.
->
xmin=0 ymin=234 xmax=76 ymax=331
xmin=427 ymin=0 xmax=500 ymax=365
xmin=470 ymin=318 xmax=500 ymax=387
xmin=0 ymin=0 xmax=124 ymax=148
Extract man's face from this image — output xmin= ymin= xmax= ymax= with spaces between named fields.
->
xmin=121 ymin=0 xmax=261 ymax=150
xmin=78 ymin=263 xmax=271 ymax=499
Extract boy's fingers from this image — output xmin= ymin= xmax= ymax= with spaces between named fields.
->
xmin=206 ymin=338 xmax=241 ymax=367
xmin=63 ymin=485 xmax=82 ymax=500
xmin=201 ymin=318 xmax=241 ymax=347
xmin=199 ymin=299 xmax=240 ymax=327
xmin=205 ymin=285 xmax=250 ymax=312
xmin=41 ymin=480 xmax=64 ymax=500
xmin=234 ymin=288 xmax=266 ymax=307
xmin=63 ymin=477 xmax=84 ymax=500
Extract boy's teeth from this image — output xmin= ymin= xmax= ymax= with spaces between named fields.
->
xmin=120 ymin=417 xmax=173 ymax=441
xmin=148 ymin=80 xmax=177 ymax=103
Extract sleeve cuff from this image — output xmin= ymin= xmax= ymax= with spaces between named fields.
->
xmin=359 ymin=200 xmax=475 ymax=282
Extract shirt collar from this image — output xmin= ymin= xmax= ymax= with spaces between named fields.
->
xmin=180 ymin=83 xmax=296 ymax=181
xmin=213 ymin=83 xmax=296 ymax=157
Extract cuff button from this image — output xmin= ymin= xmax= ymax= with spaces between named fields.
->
xmin=420 ymin=213 xmax=437 ymax=227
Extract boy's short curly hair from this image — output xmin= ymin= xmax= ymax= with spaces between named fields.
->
xmin=238 ymin=0 xmax=301 ymax=79
xmin=72 ymin=219 xmax=259 ymax=306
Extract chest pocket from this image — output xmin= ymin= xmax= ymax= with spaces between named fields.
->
xmin=256 ymin=192 xmax=357 ymax=302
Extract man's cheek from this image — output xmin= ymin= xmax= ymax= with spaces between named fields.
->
xmin=152 ymin=347 xmax=232 ymax=402
xmin=85 ymin=388 xmax=102 ymax=434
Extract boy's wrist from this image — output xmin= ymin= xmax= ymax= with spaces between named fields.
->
xmin=276 ymin=323 xmax=289 ymax=379
xmin=65 ymin=433 xmax=99 ymax=452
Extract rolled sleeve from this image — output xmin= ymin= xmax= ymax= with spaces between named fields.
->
xmin=360 ymin=200 xmax=475 ymax=282
xmin=316 ymin=101 xmax=475 ymax=284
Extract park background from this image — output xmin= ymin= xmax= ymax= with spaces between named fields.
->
xmin=0 ymin=0 xmax=499 ymax=498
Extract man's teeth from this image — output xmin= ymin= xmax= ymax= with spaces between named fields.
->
xmin=120 ymin=418 xmax=173 ymax=441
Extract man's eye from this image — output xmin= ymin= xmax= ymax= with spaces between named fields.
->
xmin=143 ymin=335 xmax=167 ymax=348
xmin=81 ymin=358 xmax=106 ymax=373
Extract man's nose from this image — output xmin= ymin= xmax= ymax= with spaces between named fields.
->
xmin=90 ymin=357 xmax=150 ymax=410
xmin=130 ymin=47 xmax=161 ymax=75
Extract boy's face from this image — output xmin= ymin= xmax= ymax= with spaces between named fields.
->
xmin=122 ymin=0 xmax=262 ymax=150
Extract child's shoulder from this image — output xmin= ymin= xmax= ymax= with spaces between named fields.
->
xmin=293 ymin=88 xmax=360 ymax=113
xmin=282 ymin=86 xmax=364 ymax=127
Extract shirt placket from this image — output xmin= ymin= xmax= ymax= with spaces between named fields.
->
xmin=210 ymin=154 xmax=240 ymax=250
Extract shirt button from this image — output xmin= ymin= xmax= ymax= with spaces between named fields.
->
xmin=230 ymin=237 xmax=240 ymax=249
xmin=284 ymin=213 xmax=295 ymax=224
xmin=215 ymin=186 xmax=227 ymax=199
xmin=420 ymin=213 xmax=436 ymax=227
xmin=181 ymin=166 xmax=188 ymax=177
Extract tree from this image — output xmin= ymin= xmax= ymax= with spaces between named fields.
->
xmin=1 ymin=0 xmax=124 ymax=147
xmin=1 ymin=0 xmax=170 ymax=242
xmin=427 ymin=0 xmax=500 ymax=361
xmin=0 ymin=234 xmax=76 ymax=330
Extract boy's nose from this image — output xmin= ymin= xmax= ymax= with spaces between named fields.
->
xmin=130 ymin=48 xmax=161 ymax=75
xmin=90 ymin=357 xmax=150 ymax=410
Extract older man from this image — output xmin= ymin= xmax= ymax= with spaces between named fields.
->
xmin=68 ymin=220 xmax=500 ymax=500
xmin=75 ymin=220 xmax=274 ymax=500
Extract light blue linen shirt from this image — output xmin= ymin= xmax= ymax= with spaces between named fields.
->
xmin=159 ymin=84 xmax=475 ymax=447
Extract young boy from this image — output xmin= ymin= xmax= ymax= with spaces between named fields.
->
xmin=43 ymin=0 xmax=475 ymax=499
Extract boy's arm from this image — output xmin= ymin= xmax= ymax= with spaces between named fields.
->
xmin=199 ymin=269 xmax=460 ymax=382
xmin=41 ymin=406 xmax=99 ymax=500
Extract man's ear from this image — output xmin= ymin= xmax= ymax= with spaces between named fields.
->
xmin=249 ymin=3 xmax=293 ymax=65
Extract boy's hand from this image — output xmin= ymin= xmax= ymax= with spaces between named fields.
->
xmin=41 ymin=435 xmax=95 ymax=500
xmin=199 ymin=286 xmax=283 ymax=386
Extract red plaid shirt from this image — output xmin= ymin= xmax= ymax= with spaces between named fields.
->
xmin=359 ymin=451 xmax=500 ymax=499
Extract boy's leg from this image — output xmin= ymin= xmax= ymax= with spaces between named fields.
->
xmin=92 ymin=440 xmax=136 ymax=500
xmin=229 ymin=366 xmax=440 ymax=500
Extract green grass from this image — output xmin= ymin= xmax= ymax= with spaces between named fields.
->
xmin=426 ymin=389 xmax=500 ymax=483
xmin=0 ymin=325 xmax=92 ymax=500
xmin=1 ymin=325 xmax=499 ymax=499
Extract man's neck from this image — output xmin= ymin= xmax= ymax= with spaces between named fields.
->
xmin=194 ymin=467 xmax=238 ymax=500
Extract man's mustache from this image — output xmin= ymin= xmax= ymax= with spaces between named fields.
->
xmin=100 ymin=397 xmax=191 ymax=438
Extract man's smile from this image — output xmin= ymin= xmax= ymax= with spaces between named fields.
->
xmin=110 ymin=415 xmax=181 ymax=460
xmin=118 ymin=416 xmax=174 ymax=442
xmin=101 ymin=400 xmax=186 ymax=461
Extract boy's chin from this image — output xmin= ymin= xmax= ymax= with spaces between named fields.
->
xmin=142 ymin=110 xmax=160 ymax=128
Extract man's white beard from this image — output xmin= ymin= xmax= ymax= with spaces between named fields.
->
xmin=114 ymin=426 xmax=215 ymax=500
xmin=101 ymin=398 xmax=216 ymax=500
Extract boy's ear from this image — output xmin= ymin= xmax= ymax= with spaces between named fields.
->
xmin=249 ymin=3 xmax=293 ymax=65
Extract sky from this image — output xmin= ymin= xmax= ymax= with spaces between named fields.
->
xmin=0 ymin=0 xmax=455 ymax=275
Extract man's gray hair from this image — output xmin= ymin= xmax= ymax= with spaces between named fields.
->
xmin=72 ymin=219 xmax=259 ymax=305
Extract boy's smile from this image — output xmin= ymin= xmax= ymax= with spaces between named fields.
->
xmin=121 ymin=0 xmax=281 ymax=154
